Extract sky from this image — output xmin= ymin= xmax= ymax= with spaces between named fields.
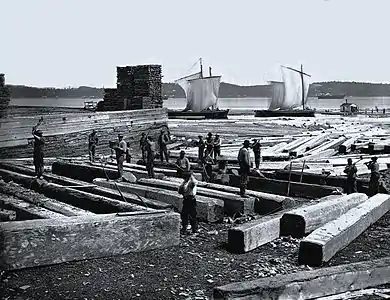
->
xmin=1 ymin=0 xmax=389 ymax=87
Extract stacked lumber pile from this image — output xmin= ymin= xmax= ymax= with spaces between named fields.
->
xmin=98 ymin=88 xmax=121 ymax=111
xmin=0 ymin=108 xmax=168 ymax=158
xmin=0 ymin=73 xmax=11 ymax=110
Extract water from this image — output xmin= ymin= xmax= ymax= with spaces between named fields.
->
xmin=9 ymin=96 xmax=390 ymax=111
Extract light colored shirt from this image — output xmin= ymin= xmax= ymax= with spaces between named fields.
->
xmin=119 ymin=140 xmax=127 ymax=154
xmin=176 ymin=157 xmax=190 ymax=171
xmin=182 ymin=175 xmax=198 ymax=196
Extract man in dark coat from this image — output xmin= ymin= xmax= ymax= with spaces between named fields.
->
xmin=145 ymin=136 xmax=156 ymax=178
xmin=213 ymin=134 xmax=221 ymax=159
xmin=158 ymin=129 xmax=169 ymax=162
xmin=88 ymin=129 xmax=98 ymax=162
xmin=197 ymin=135 xmax=205 ymax=162
xmin=252 ymin=139 xmax=261 ymax=169
xmin=343 ymin=158 xmax=357 ymax=194
xmin=205 ymin=132 xmax=214 ymax=157
xmin=32 ymin=129 xmax=45 ymax=178
xmin=365 ymin=157 xmax=380 ymax=196
xmin=139 ymin=132 xmax=147 ymax=163
xmin=237 ymin=140 xmax=251 ymax=197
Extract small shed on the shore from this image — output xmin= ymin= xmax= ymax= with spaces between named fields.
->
xmin=340 ymin=99 xmax=359 ymax=115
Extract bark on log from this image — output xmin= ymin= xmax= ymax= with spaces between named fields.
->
xmin=213 ymin=257 xmax=390 ymax=299
xmin=0 ymin=211 xmax=180 ymax=270
xmin=280 ymin=193 xmax=367 ymax=238
xmin=163 ymin=176 xmax=296 ymax=214
xmin=137 ymin=178 xmax=255 ymax=215
xmin=299 ymin=193 xmax=390 ymax=266
xmin=0 ymin=209 xmax=16 ymax=221
xmin=93 ymin=178 xmax=224 ymax=222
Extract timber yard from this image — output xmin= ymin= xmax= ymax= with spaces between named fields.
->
xmin=1 ymin=63 xmax=390 ymax=300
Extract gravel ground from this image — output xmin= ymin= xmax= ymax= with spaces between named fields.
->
xmin=1 ymin=206 xmax=389 ymax=300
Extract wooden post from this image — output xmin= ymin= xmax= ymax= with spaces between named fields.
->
xmin=300 ymin=160 xmax=306 ymax=183
xmin=287 ymin=161 xmax=293 ymax=196
xmin=301 ymin=64 xmax=305 ymax=109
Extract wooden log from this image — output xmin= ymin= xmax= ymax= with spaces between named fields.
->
xmin=294 ymin=149 xmax=337 ymax=163
xmin=163 ymin=176 xmax=296 ymax=214
xmin=213 ymin=257 xmax=390 ymax=299
xmin=0 ymin=194 xmax=67 ymax=220
xmin=0 ymin=209 xmax=16 ymax=221
xmin=280 ymin=193 xmax=367 ymax=238
xmin=305 ymin=136 xmax=347 ymax=156
xmin=229 ymin=174 xmax=342 ymax=199
xmin=137 ymin=178 xmax=255 ymax=215
xmin=93 ymin=178 xmax=224 ymax=222
xmin=299 ymin=193 xmax=390 ymax=266
xmin=339 ymin=136 xmax=360 ymax=154
xmin=0 ymin=162 xmax=172 ymax=210
xmin=0 ymin=211 xmax=180 ymax=270
xmin=0 ymin=179 xmax=94 ymax=217
xmin=0 ymin=168 xmax=151 ymax=214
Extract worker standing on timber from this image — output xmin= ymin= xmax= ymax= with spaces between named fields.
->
xmin=145 ymin=136 xmax=156 ymax=178
xmin=205 ymin=132 xmax=214 ymax=157
xmin=175 ymin=150 xmax=190 ymax=178
xmin=365 ymin=157 xmax=380 ymax=196
xmin=178 ymin=170 xmax=198 ymax=235
xmin=158 ymin=129 xmax=170 ymax=162
xmin=213 ymin=134 xmax=221 ymax=159
xmin=343 ymin=158 xmax=357 ymax=194
xmin=202 ymin=152 xmax=214 ymax=182
xmin=237 ymin=140 xmax=251 ymax=198
xmin=140 ymin=133 xmax=147 ymax=163
xmin=114 ymin=134 xmax=127 ymax=181
xmin=197 ymin=135 xmax=205 ymax=161
xmin=88 ymin=129 xmax=98 ymax=162
xmin=252 ymin=139 xmax=261 ymax=169
xmin=32 ymin=129 xmax=45 ymax=179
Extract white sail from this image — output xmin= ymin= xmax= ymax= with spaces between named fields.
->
xmin=281 ymin=67 xmax=311 ymax=109
xmin=185 ymin=76 xmax=221 ymax=112
xmin=268 ymin=81 xmax=285 ymax=111
xmin=174 ymin=72 xmax=202 ymax=99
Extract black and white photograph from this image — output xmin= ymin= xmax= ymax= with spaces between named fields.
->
xmin=1 ymin=0 xmax=390 ymax=299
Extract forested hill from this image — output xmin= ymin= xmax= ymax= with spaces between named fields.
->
xmin=7 ymin=81 xmax=390 ymax=98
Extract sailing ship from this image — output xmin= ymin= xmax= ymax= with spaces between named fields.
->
xmin=168 ymin=59 xmax=229 ymax=119
xmin=254 ymin=65 xmax=315 ymax=117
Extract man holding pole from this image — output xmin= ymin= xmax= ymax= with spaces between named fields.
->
xmin=252 ymin=139 xmax=261 ymax=169
xmin=343 ymin=158 xmax=358 ymax=194
xmin=32 ymin=128 xmax=45 ymax=179
xmin=365 ymin=157 xmax=380 ymax=196
xmin=88 ymin=129 xmax=98 ymax=162
xmin=178 ymin=170 xmax=198 ymax=235
xmin=114 ymin=134 xmax=127 ymax=181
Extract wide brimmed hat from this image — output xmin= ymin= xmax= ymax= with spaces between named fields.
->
xmin=35 ymin=130 xmax=43 ymax=135
xmin=118 ymin=134 xmax=123 ymax=138
xmin=371 ymin=156 xmax=378 ymax=161
xmin=243 ymin=140 xmax=250 ymax=146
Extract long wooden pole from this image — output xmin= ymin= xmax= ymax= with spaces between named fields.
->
xmin=200 ymin=58 xmax=203 ymax=78
xmin=301 ymin=64 xmax=305 ymax=110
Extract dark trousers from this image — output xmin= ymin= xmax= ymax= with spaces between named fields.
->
xmin=146 ymin=158 xmax=155 ymax=178
xmin=240 ymin=168 xmax=249 ymax=195
xmin=89 ymin=145 xmax=96 ymax=162
xmin=205 ymin=145 xmax=213 ymax=157
xmin=117 ymin=155 xmax=125 ymax=178
xmin=205 ymin=164 xmax=213 ymax=182
xmin=254 ymin=155 xmax=261 ymax=169
xmin=160 ymin=145 xmax=169 ymax=162
xmin=369 ymin=173 xmax=380 ymax=196
xmin=33 ymin=152 xmax=44 ymax=178
xmin=344 ymin=178 xmax=357 ymax=194
xmin=181 ymin=195 xmax=198 ymax=232
xmin=198 ymin=147 xmax=205 ymax=161
xmin=141 ymin=148 xmax=147 ymax=163
xmin=214 ymin=146 xmax=220 ymax=159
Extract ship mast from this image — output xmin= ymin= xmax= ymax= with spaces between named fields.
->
xmin=200 ymin=58 xmax=203 ymax=78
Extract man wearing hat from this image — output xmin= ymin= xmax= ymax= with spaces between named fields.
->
xmin=32 ymin=128 xmax=45 ymax=179
xmin=158 ymin=129 xmax=170 ymax=163
xmin=114 ymin=134 xmax=127 ymax=181
xmin=205 ymin=132 xmax=214 ymax=157
xmin=343 ymin=158 xmax=357 ymax=194
xmin=175 ymin=150 xmax=190 ymax=178
xmin=88 ymin=129 xmax=98 ymax=162
xmin=197 ymin=135 xmax=205 ymax=161
xmin=237 ymin=140 xmax=251 ymax=197
xmin=365 ymin=157 xmax=380 ymax=196
xmin=252 ymin=139 xmax=261 ymax=169
xmin=178 ymin=170 xmax=198 ymax=235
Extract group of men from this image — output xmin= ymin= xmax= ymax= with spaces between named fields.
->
xmin=197 ymin=132 xmax=221 ymax=161
xmin=343 ymin=156 xmax=381 ymax=196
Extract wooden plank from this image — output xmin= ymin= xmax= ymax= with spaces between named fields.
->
xmin=0 ymin=162 xmax=172 ymax=210
xmin=0 ymin=168 xmax=152 ymax=214
xmin=213 ymin=257 xmax=390 ymax=299
xmin=280 ymin=193 xmax=367 ymax=238
xmin=0 ymin=194 xmax=67 ymax=220
xmin=137 ymin=178 xmax=255 ymax=215
xmin=163 ymin=176 xmax=296 ymax=214
xmin=0 ymin=211 xmax=180 ymax=270
xmin=299 ymin=193 xmax=390 ymax=266
xmin=229 ymin=174 xmax=342 ymax=199
xmin=0 ymin=179 xmax=94 ymax=217
xmin=93 ymin=178 xmax=224 ymax=223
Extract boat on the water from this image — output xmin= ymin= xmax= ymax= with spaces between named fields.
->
xmin=168 ymin=58 xmax=229 ymax=119
xmin=318 ymin=94 xmax=346 ymax=99
xmin=254 ymin=65 xmax=315 ymax=118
